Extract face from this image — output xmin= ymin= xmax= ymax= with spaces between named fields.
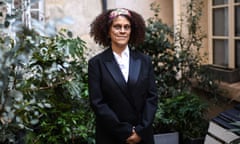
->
xmin=109 ymin=16 xmax=131 ymax=49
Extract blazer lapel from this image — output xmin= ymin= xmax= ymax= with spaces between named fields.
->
xmin=104 ymin=49 xmax=128 ymax=95
xmin=126 ymin=50 xmax=142 ymax=111
xmin=128 ymin=50 xmax=141 ymax=88
xmin=104 ymin=48 xmax=141 ymax=111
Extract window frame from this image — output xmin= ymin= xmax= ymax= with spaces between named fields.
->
xmin=30 ymin=0 xmax=45 ymax=22
xmin=13 ymin=0 xmax=45 ymax=28
xmin=209 ymin=0 xmax=240 ymax=68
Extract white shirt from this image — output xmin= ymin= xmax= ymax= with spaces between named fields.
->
xmin=113 ymin=46 xmax=130 ymax=82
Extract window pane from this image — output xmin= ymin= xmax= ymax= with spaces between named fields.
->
xmin=213 ymin=0 xmax=228 ymax=5
xmin=31 ymin=3 xmax=39 ymax=9
xmin=235 ymin=0 xmax=240 ymax=3
xmin=236 ymin=6 xmax=240 ymax=36
xmin=31 ymin=11 xmax=39 ymax=20
xmin=14 ymin=0 xmax=21 ymax=9
xmin=236 ymin=40 xmax=240 ymax=68
xmin=213 ymin=8 xmax=229 ymax=36
xmin=213 ymin=39 xmax=228 ymax=66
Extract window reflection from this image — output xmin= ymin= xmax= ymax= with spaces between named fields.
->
xmin=236 ymin=40 xmax=240 ymax=68
xmin=236 ymin=6 xmax=240 ymax=36
xmin=213 ymin=7 xmax=229 ymax=36
xmin=14 ymin=0 xmax=21 ymax=9
xmin=213 ymin=39 xmax=229 ymax=67
xmin=213 ymin=0 xmax=228 ymax=5
xmin=31 ymin=11 xmax=39 ymax=20
xmin=31 ymin=2 xmax=39 ymax=9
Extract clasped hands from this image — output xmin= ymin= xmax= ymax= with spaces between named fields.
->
xmin=126 ymin=127 xmax=141 ymax=144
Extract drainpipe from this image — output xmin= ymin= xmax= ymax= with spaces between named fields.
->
xmin=102 ymin=0 xmax=107 ymax=11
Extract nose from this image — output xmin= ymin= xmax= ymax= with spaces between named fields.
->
xmin=120 ymin=27 xmax=126 ymax=33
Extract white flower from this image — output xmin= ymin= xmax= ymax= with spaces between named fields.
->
xmin=40 ymin=47 xmax=48 ymax=56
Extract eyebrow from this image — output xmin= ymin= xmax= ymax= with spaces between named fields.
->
xmin=112 ymin=24 xmax=131 ymax=26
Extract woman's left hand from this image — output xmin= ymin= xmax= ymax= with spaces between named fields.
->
xmin=126 ymin=128 xmax=141 ymax=144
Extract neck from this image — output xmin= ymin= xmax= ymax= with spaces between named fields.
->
xmin=112 ymin=44 xmax=127 ymax=56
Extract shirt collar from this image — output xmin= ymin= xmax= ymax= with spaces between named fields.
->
xmin=113 ymin=45 xmax=129 ymax=58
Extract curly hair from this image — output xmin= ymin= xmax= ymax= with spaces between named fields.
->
xmin=90 ymin=8 xmax=146 ymax=47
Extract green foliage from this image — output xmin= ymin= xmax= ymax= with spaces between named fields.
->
xmin=19 ymin=29 xmax=95 ymax=144
xmin=156 ymin=92 xmax=208 ymax=139
xmin=169 ymin=93 xmax=208 ymax=138
xmin=0 ymin=10 xmax=50 ymax=144
xmin=0 ymin=1 xmax=95 ymax=143
xmin=137 ymin=2 xmax=180 ymax=98
xmin=138 ymin=0 xmax=217 ymax=141
xmin=1 ymin=26 xmax=95 ymax=143
xmin=174 ymin=0 xmax=206 ymax=90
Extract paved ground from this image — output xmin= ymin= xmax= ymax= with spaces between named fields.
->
xmin=219 ymin=81 xmax=240 ymax=102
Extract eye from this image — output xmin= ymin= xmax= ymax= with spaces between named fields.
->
xmin=124 ymin=25 xmax=131 ymax=30
xmin=113 ymin=25 xmax=121 ymax=30
xmin=112 ymin=24 xmax=131 ymax=31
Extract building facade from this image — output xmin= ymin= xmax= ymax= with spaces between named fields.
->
xmin=9 ymin=0 xmax=240 ymax=84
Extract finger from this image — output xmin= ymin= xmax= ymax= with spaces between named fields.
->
xmin=126 ymin=140 xmax=134 ymax=144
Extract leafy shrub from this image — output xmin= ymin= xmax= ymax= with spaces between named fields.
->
xmin=0 ymin=0 xmax=95 ymax=143
xmin=137 ymin=0 xmax=215 ymax=142
xmin=0 ymin=23 xmax=52 ymax=144
xmin=1 ymin=26 xmax=95 ymax=143
xmin=137 ymin=2 xmax=180 ymax=99
xmin=20 ymin=29 xmax=95 ymax=144
xmin=155 ymin=91 xmax=208 ymax=139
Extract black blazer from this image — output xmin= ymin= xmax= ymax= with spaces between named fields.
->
xmin=88 ymin=47 xmax=158 ymax=144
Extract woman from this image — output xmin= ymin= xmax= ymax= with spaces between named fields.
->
xmin=88 ymin=8 xmax=158 ymax=144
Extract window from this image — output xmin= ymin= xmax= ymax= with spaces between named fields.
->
xmin=236 ymin=1 xmax=240 ymax=67
xmin=13 ymin=0 xmax=44 ymax=28
xmin=30 ymin=0 xmax=44 ymax=22
xmin=209 ymin=0 xmax=240 ymax=68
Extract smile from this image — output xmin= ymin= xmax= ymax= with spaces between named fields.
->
xmin=116 ymin=36 xmax=128 ymax=39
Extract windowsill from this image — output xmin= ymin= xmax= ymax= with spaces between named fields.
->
xmin=201 ymin=65 xmax=240 ymax=102
xmin=204 ymin=65 xmax=240 ymax=83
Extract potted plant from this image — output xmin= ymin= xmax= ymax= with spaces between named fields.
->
xmin=153 ymin=101 xmax=179 ymax=144
xmin=153 ymin=91 xmax=208 ymax=144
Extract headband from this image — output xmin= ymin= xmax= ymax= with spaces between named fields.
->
xmin=109 ymin=8 xmax=131 ymax=19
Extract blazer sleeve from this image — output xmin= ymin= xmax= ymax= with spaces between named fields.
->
xmin=134 ymin=56 xmax=158 ymax=139
xmin=88 ymin=57 xmax=132 ymax=141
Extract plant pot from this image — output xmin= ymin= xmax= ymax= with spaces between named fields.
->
xmin=154 ymin=131 xmax=179 ymax=144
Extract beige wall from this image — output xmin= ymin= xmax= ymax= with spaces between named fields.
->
xmin=107 ymin=0 xmax=173 ymax=26
xmin=173 ymin=0 xmax=209 ymax=64
xmin=44 ymin=0 xmax=174 ymax=36
xmin=45 ymin=0 xmax=102 ymax=58
xmin=44 ymin=0 xmax=174 ymax=58
xmin=44 ymin=0 xmax=210 ymax=60
xmin=157 ymin=0 xmax=173 ymax=26
xmin=45 ymin=0 xmax=102 ymax=36
xmin=201 ymin=0 xmax=209 ymax=64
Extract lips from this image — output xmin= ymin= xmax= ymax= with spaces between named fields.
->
xmin=116 ymin=36 xmax=128 ymax=40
